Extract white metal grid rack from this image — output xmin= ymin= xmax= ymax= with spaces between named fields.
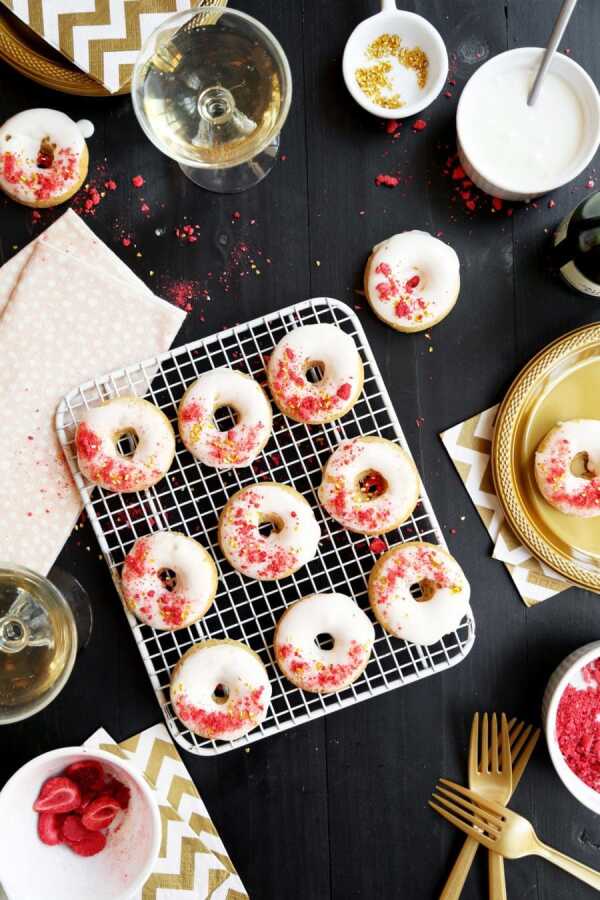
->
xmin=56 ymin=297 xmax=475 ymax=756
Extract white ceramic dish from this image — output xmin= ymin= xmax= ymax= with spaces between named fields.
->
xmin=0 ymin=747 xmax=161 ymax=900
xmin=342 ymin=1 xmax=448 ymax=119
xmin=457 ymin=47 xmax=600 ymax=201
xmin=542 ymin=640 xmax=600 ymax=815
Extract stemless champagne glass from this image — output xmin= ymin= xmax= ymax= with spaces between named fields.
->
xmin=131 ymin=5 xmax=292 ymax=193
xmin=0 ymin=564 xmax=92 ymax=724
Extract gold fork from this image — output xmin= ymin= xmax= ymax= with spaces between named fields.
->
xmin=431 ymin=780 xmax=600 ymax=891
xmin=440 ymin=715 xmax=540 ymax=899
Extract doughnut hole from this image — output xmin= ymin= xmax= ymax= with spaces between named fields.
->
xmin=114 ymin=428 xmax=138 ymax=457
xmin=36 ymin=139 xmax=55 ymax=169
xmin=571 ymin=451 xmax=597 ymax=479
xmin=213 ymin=404 xmax=239 ymax=432
xmin=303 ymin=359 xmax=325 ymax=384
xmin=212 ymin=683 xmax=230 ymax=705
xmin=411 ymin=580 xmax=436 ymax=602
xmin=314 ymin=632 xmax=335 ymax=651
xmin=258 ymin=513 xmax=284 ymax=538
xmin=356 ymin=469 xmax=388 ymax=502
xmin=158 ymin=568 xmax=177 ymax=592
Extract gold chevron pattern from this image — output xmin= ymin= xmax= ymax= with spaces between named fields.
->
xmin=90 ymin=723 xmax=248 ymax=898
xmin=0 ymin=0 xmax=228 ymax=92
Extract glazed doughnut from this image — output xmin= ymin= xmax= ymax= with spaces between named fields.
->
xmin=267 ymin=324 xmax=363 ymax=424
xmin=0 ymin=109 xmax=89 ymax=208
xmin=218 ymin=482 xmax=320 ymax=581
xmin=534 ymin=419 xmax=600 ymax=517
xmin=170 ymin=639 xmax=272 ymax=741
xmin=364 ymin=231 xmax=460 ymax=333
xmin=368 ymin=541 xmax=470 ymax=645
xmin=274 ymin=593 xmax=375 ymax=693
xmin=178 ymin=367 xmax=272 ymax=469
xmin=75 ymin=397 xmax=175 ymax=493
xmin=318 ymin=436 xmax=420 ymax=534
xmin=121 ymin=531 xmax=217 ymax=630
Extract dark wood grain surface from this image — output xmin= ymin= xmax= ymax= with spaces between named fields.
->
xmin=2 ymin=1 xmax=600 ymax=897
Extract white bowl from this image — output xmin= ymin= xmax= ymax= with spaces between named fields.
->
xmin=342 ymin=8 xmax=448 ymax=119
xmin=0 ymin=747 xmax=161 ymax=900
xmin=457 ymin=47 xmax=600 ymax=201
xmin=542 ymin=641 xmax=600 ymax=815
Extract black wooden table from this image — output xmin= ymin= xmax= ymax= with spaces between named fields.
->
xmin=3 ymin=2 xmax=600 ymax=897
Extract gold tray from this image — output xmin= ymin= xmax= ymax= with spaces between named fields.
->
xmin=0 ymin=0 xmax=227 ymax=97
xmin=492 ymin=322 xmax=600 ymax=593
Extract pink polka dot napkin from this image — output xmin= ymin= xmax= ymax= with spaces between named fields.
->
xmin=0 ymin=210 xmax=185 ymax=574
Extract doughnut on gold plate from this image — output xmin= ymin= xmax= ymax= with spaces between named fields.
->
xmin=0 ymin=0 xmax=227 ymax=96
xmin=492 ymin=322 xmax=600 ymax=593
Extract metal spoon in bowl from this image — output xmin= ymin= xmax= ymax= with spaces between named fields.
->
xmin=528 ymin=0 xmax=578 ymax=105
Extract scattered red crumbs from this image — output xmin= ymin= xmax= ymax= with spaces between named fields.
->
xmin=556 ymin=658 xmax=600 ymax=792
xmin=587 ymin=179 xmax=595 ymax=189
xmin=451 ymin=165 xmax=465 ymax=181
xmin=375 ymin=173 xmax=399 ymax=188
xmin=548 ymin=199 xmax=556 ymax=208
xmin=131 ymin=175 xmax=144 ymax=188
xmin=140 ymin=201 xmax=150 ymax=215
xmin=412 ymin=119 xmax=427 ymax=131
xmin=491 ymin=197 xmax=503 ymax=211
xmin=121 ymin=237 xmax=131 ymax=247
xmin=104 ymin=179 xmax=117 ymax=191
xmin=369 ymin=537 xmax=387 ymax=554
xmin=449 ymin=527 xmax=457 ymax=535
xmin=386 ymin=120 xmax=400 ymax=134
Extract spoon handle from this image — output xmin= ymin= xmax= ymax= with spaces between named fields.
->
xmin=381 ymin=0 xmax=398 ymax=11
xmin=528 ymin=0 xmax=578 ymax=106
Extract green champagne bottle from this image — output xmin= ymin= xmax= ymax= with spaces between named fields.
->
xmin=553 ymin=192 xmax=600 ymax=297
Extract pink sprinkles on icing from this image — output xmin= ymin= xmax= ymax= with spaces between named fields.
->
xmin=277 ymin=640 xmax=368 ymax=690
xmin=223 ymin=489 xmax=298 ymax=579
xmin=539 ymin=437 xmax=600 ymax=511
xmin=270 ymin=344 xmax=352 ymax=421
xmin=75 ymin=423 xmax=162 ymax=491
xmin=173 ymin=686 xmax=265 ymax=738
xmin=374 ymin=262 xmax=429 ymax=323
xmin=122 ymin=538 xmax=191 ymax=628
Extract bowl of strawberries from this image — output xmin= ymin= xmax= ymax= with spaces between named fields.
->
xmin=0 ymin=746 xmax=161 ymax=900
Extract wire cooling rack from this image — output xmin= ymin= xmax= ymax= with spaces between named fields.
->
xmin=56 ymin=297 xmax=475 ymax=756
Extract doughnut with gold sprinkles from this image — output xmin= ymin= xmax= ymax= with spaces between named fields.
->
xmin=121 ymin=531 xmax=217 ymax=631
xmin=274 ymin=593 xmax=375 ymax=694
xmin=534 ymin=419 xmax=600 ymax=517
xmin=171 ymin=639 xmax=272 ymax=741
xmin=267 ymin=323 xmax=363 ymax=425
xmin=318 ymin=436 xmax=420 ymax=534
xmin=0 ymin=109 xmax=89 ymax=208
xmin=75 ymin=397 xmax=175 ymax=493
xmin=178 ymin=367 xmax=272 ymax=469
xmin=364 ymin=231 xmax=460 ymax=333
xmin=218 ymin=482 xmax=320 ymax=581
xmin=368 ymin=541 xmax=470 ymax=645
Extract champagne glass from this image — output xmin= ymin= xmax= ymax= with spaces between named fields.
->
xmin=0 ymin=564 xmax=92 ymax=724
xmin=131 ymin=5 xmax=292 ymax=193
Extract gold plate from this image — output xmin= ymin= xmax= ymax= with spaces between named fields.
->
xmin=492 ymin=323 xmax=600 ymax=592
xmin=0 ymin=0 xmax=227 ymax=97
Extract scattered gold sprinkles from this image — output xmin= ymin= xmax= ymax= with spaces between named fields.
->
xmin=355 ymin=33 xmax=429 ymax=107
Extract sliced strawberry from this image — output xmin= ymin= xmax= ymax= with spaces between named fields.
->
xmin=81 ymin=794 xmax=121 ymax=831
xmin=37 ymin=812 xmax=65 ymax=846
xmin=33 ymin=777 xmax=81 ymax=814
xmin=64 ymin=760 xmax=105 ymax=792
xmin=62 ymin=814 xmax=94 ymax=843
xmin=106 ymin=777 xmax=130 ymax=810
xmin=65 ymin=831 xmax=106 ymax=857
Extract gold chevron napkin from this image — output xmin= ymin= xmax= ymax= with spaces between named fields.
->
xmin=440 ymin=405 xmax=572 ymax=607
xmin=0 ymin=0 xmax=224 ymax=93
xmin=85 ymin=724 xmax=248 ymax=899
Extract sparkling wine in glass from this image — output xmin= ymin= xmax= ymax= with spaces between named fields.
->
xmin=0 ymin=564 xmax=91 ymax=724
xmin=131 ymin=5 xmax=292 ymax=193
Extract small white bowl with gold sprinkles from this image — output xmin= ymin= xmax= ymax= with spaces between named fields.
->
xmin=342 ymin=1 xmax=448 ymax=119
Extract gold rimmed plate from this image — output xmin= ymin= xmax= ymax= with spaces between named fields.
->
xmin=492 ymin=323 xmax=600 ymax=593
xmin=0 ymin=0 xmax=227 ymax=96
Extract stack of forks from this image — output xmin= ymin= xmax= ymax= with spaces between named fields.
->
xmin=432 ymin=713 xmax=600 ymax=897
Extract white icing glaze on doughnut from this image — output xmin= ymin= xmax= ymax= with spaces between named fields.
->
xmin=178 ymin=368 xmax=272 ymax=468
xmin=274 ymin=593 xmax=374 ymax=693
xmin=267 ymin=324 xmax=363 ymax=424
xmin=121 ymin=531 xmax=217 ymax=630
xmin=366 ymin=231 xmax=460 ymax=332
xmin=534 ymin=419 xmax=600 ymax=517
xmin=0 ymin=109 xmax=86 ymax=205
xmin=368 ymin=541 xmax=470 ymax=645
xmin=76 ymin=119 xmax=94 ymax=139
xmin=219 ymin=482 xmax=321 ymax=580
xmin=318 ymin=436 xmax=420 ymax=534
xmin=171 ymin=640 xmax=272 ymax=741
xmin=75 ymin=397 xmax=175 ymax=493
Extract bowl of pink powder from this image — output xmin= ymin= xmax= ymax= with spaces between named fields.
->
xmin=543 ymin=641 xmax=600 ymax=814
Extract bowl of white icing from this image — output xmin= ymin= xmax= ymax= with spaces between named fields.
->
xmin=456 ymin=47 xmax=600 ymax=201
